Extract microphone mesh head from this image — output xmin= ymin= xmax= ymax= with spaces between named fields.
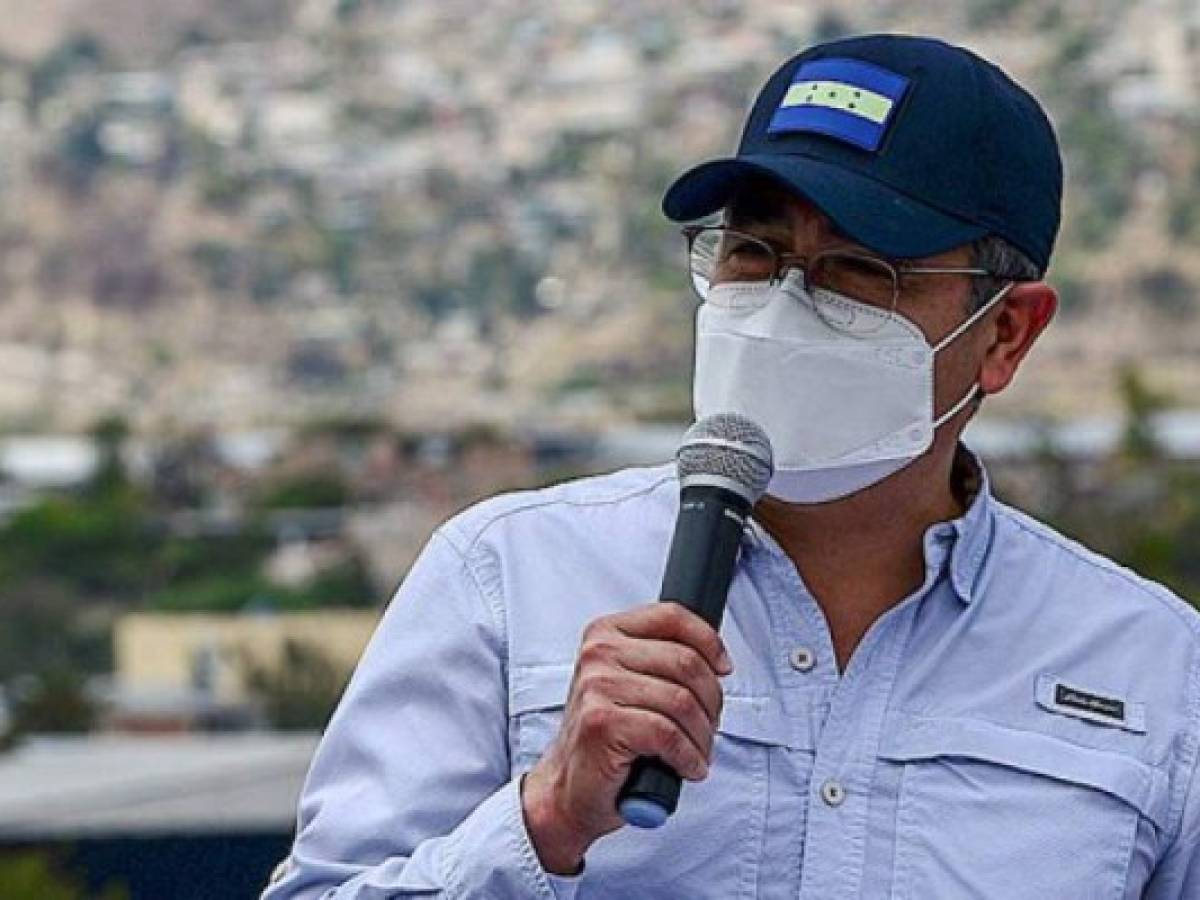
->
xmin=676 ymin=413 xmax=774 ymax=502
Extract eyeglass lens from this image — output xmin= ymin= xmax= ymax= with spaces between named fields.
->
xmin=688 ymin=228 xmax=898 ymax=310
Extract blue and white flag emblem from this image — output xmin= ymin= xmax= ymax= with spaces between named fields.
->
xmin=767 ymin=58 xmax=911 ymax=152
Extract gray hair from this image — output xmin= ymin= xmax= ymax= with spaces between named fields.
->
xmin=968 ymin=235 xmax=1040 ymax=311
xmin=960 ymin=235 xmax=1042 ymax=413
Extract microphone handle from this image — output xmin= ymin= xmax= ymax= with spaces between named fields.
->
xmin=616 ymin=484 xmax=749 ymax=828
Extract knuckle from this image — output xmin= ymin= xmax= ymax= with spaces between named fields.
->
xmin=577 ymin=669 xmax=615 ymax=700
xmin=694 ymin=627 xmax=721 ymax=662
xmin=678 ymin=647 xmax=706 ymax=682
xmin=573 ymin=668 xmax=597 ymax=696
xmin=659 ymin=721 xmax=686 ymax=756
xmin=660 ymin=602 xmax=687 ymax=631
xmin=667 ymin=607 xmax=696 ymax=633
xmin=649 ymin=715 xmax=672 ymax=746
xmin=669 ymin=685 xmax=694 ymax=719
xmin=582 ymin=615 xmax=612 ymax=643
xmin=655 ymin=601 xmax=679 ymax=618
xmin=578 ymin=636 xmax=613 ymax=667
xmin=674 ymin=605 xmax=705 ymax=634
xmin=705 ymin=636 xmax=724 ymax=666
xmin=577 ymin=699 xmax=611 ymax=737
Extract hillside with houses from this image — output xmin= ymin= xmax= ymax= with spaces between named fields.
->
xmin=0 ymin=1 xmax=1191 ymax=438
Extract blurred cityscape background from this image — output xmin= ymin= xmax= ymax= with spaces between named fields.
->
xmin=0 ymin=0 xmax=1197 ymax=897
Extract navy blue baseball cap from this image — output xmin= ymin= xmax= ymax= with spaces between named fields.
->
xmin=662 ymin=34 xmax=1063 ymax=275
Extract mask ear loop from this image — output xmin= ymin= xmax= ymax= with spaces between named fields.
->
xmin=934 ymin=381 xmax=983 ymax=428
xmin=931 ymin=280 xmax=1016 ymax=428
xmin=931 ymin=280 xmax=1015 ymax=354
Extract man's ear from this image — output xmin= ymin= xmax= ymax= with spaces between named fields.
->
xmin=978 ymin=282 xmax=1057 ymax=396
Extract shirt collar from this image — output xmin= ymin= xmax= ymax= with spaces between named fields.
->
xmin=742 ymin=442 xmax=996 ymax=605
xmin=938 ymin=442 xmax=995 ymax=605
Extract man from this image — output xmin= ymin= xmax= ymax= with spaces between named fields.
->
xmin=265 ymin=35 xmax=1200 ymax=898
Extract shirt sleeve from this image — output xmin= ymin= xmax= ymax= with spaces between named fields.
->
xmin=1144 ymin=652 xmax=1200 ymax=900
xmin=261 ymin=530 xmax=583 ymax=900
xmin=1144 ymin=755 xmax=1200 ymax=898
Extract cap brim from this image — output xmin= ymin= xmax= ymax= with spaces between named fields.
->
xmin=661 ymin=155 xmax=987 ymax=259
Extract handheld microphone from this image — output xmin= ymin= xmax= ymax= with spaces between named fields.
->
xmin=616 ymin=413 xmax=774 ymax=829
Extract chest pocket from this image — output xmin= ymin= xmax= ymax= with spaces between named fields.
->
xmin=878 ymin=715 xmax=1169 ymax=900
xmin=508 ymin=663 xmax=807 ymax=900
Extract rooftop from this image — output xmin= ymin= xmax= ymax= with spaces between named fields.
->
xmin=0 ymin=733 xmax=318 ymax=839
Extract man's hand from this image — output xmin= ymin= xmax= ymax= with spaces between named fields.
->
xmin=520 ymin=602 xmax=733 ymax=875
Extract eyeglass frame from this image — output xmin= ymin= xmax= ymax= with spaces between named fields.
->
xmin=682 ymin=224 xmax=1011 ymax=311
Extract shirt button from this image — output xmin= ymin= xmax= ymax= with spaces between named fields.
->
xmin=820 ymin=779 xmax=847 ymax=807
xmin=789 ymin=646 xmax=817 ymax=672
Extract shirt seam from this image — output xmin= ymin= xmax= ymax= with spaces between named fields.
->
xmin=1160 ymin=632 xmax=1200 ymax=856
xmin=431 ymin=528 xmax=511 ymax=692
xmin=993 ymin=502 xmax=1200 ymax=638
xmin=892 ymin=709 xmax=1171 ymax=773
xmin=436 ymin=817 xmax=465 ymax=900
xmin=446 ymin=467 xmax=677 ymax=557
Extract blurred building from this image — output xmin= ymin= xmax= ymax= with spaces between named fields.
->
xmin=108 ymin=611 xmax=379 ymax=731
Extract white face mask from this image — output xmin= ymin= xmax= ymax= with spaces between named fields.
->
xmin=692 ymin=270 xmax=1012 ymax=504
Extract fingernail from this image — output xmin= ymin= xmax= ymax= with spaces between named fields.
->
xmin=718 ymin=649 xmax=733 ymax=674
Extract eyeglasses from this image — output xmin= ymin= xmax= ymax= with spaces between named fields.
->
xmin=684 ymin=225 xmax=998 ymax=335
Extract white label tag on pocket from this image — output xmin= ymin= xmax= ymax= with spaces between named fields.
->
xmin=1035 ymin=674 xmax=1146 ymax=734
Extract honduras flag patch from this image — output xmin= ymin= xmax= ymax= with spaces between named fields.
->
xmin=767 ymin=58 xmax=911 ymax=152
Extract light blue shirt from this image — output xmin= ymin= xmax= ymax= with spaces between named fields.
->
xmin=265 ymin=451 xmax=1200 ymax=899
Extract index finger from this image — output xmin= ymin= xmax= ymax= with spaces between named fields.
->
xmin=612 ymin=602 xmax=732 ymax=675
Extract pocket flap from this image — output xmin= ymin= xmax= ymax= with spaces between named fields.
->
xmin=510 ymin=664 xmax=811 ymax=749
xmin=717 ymin=695 xmax=814 ymax=750
xmin=511 ymin=663 xmax=574 ymax=715
xmin=878 ymin=715 xmax=1170 ymax=829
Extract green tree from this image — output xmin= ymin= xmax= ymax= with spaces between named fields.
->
xmin=243 ymin=639 xmax=349 ymax=730
xmin=0 ymin=578 xmax=110 ymax=682
xmin=0 ymin=851 xmax=126 ymax=900
xmin=1117 ymin=365 xmax=1169 ymax=464
xmin=28 ymin=35 xmax=104 ymax=113
xmin=258 ymin=471 xmax=350 ymax=509
xmin=1044 ymin=28 xmax=1144 ymax=251
xmin=9 ymin=669 xmax=97 ymax=735
xmin=85 ymin=414 xmax=134 ymax=501
xmin=0 ymin=489 xmax=157 ymax=596
xmin=1035 ymin=365 xmax=1199 ymax=604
